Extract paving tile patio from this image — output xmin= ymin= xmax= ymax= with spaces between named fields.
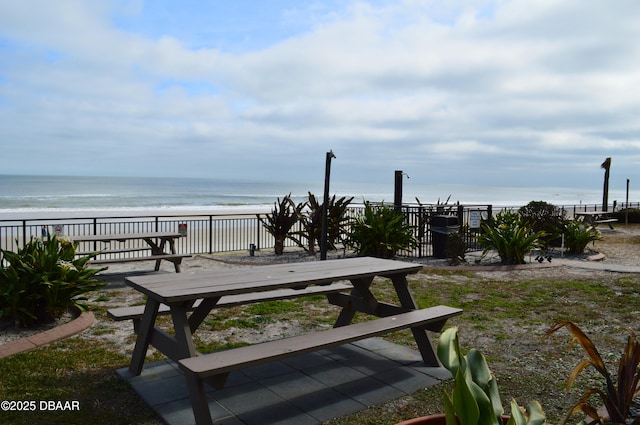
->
xmin=117 ymin=337 xmax=448 ymax=425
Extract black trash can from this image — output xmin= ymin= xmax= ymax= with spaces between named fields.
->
xmin=431 ymin=215 xmax=460 ymax=259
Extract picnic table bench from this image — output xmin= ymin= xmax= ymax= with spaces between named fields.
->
xmin=575 ymin=211 xmax=618 ymax=229
xmin=118 ymin=256 xmax=462 ymax=425
xmin=70 ymin=232 xmax=190 ymax=272
xmin=107 ymin=282 xmax=355 ymax=332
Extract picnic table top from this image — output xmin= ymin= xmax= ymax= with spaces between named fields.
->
xmin=125 ymin=256 xmax=424 ymax=304
xmin=69 ymin=231 xmax=182 ymax=242
xmin=574 ymin=211 xmax=614 ymax=216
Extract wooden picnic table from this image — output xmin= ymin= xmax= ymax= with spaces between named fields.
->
xmin=70 ymin=231 xmax=189 ymax=272
xmin=120 ymin=256 xmax=462 ymax=425
xmin=574 ymin=211 xmax=618 ymax=229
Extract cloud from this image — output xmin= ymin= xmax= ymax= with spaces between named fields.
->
xmin=0 ymin=0 xmax=639 ymax=190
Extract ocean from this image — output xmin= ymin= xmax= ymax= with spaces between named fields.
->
xmin=0 ymin=174 xmax=629 ymax=220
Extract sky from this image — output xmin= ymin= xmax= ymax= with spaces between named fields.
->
xmin=0 ymin=0 xmax=639 ymax=192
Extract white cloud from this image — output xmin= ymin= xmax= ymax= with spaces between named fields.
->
xmin=0 ymin=0 xmax=639 ymax=188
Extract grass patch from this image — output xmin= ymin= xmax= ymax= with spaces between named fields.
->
xmin=245 ymin=300 xmax=302 ymax=315
xmin=3 ymin=262 xmax=640 ymax=425
xmin=0 ymin=337 xmax=158 ymax=425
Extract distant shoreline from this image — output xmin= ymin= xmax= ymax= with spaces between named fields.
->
xmin=0 ymin=206 xmax=274 ymax=221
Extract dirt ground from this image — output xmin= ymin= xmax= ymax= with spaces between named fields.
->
xmin=3 ymin=224 xmax=638 ymax=347
xmin=2 ymin=224 xmax=639 ymax=424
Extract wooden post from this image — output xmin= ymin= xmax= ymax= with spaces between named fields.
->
xmin=626 ymin=179 xmax=630 ymax=226
xmin=321 ymin=150 xmax=335 ymax=260
xmin=601 ymin=157 xmax=611 ymax=212
xmin=394 ymin=170 xmax=403 ymax=212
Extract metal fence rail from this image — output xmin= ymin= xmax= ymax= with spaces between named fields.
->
xmin=1 ymin=201 xmax=637 ymax=260
xmin=0 ymin=206 xmax=488 ymax=259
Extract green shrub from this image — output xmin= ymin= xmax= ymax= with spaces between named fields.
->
xmin=612 ymin=208 xmax=640 ymax=223
xmin=479 ymin=210 xmax=545 ymax=265
xmin=0 ymin=234 xmax=105 ymax=328
xmin=561 ymin=221 xmax=602 ymax=254
xmin=518 ymin=201 xmax=566 ymax=247
xmin=347 ymin=202 xmax=417 ymax=259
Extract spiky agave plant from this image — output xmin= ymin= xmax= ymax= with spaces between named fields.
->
xmin=546 ymin=321 xmax=640 ymax=425
xmin=257 ymin=194 xmax=305 ymax=255
xmin=478 ymin=210 xmax=546 ymax=265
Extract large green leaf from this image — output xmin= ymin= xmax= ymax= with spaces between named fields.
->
xmin=453 ymin=366 xmax=480 ymax=425
xmin=438 ymin=327 xmax=463 ymax=378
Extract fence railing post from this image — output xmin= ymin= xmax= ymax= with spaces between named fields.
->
xmin=208 ymin=215 xmax=213 ymax=254
xmin=256 ymin=215 xmax=261 ymax=251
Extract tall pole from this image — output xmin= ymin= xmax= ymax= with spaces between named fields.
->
xmin=601 ymin=157 xmax=611 ymax=212
xmin=321 ymin=150 xmax=335 ymax=260
xmin=626 ymin=178 xmax=630 ymax=226
xmin=394 ymin=170 xmax=403 ymax=212
xmin=394 ymin=170 xmax=409 ymax=212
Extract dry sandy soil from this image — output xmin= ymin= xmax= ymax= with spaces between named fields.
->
xmin=3 ymin=225 xmax=639 ymax=348
xmin=2 ymin=224 xmax=639 ymax=424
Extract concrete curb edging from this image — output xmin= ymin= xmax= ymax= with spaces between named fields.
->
xmin=0 ymin=310 xmax=96 ymax=359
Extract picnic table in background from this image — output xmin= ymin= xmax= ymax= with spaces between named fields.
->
xmin=574 ymin=211 xmax=618 ymax=229
xmin=70 ymin=231 xmax=190 ymax=272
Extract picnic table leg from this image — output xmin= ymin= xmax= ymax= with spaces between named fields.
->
xmin=175 ymin=300 xmax=219 ymax=425
xmin=142 ymin=237 xmax=164 ymax=271
xmin=167 ymin=237 xmax=181 ymax=273
xmin=128 ymin=299 xmax=161 ymax=376
xmin=184 ymin=373 xmax=214 ymax=425
xmin=333 ymin=277 xmax=375 ymax=327
xmin=391 ymin=274 xmax=441 ymax=367
xmin=187 ymin=298 xmax=220 ymax=332
xmin=170 ymin=304 xmax=198 ymax=359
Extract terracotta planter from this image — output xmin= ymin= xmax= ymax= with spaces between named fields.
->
xmin=395 ymin=414 xmax=510 ymax=425
xmin=395 ymin=413 xmax=448 ymax=425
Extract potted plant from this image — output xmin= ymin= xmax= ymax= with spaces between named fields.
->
xmin=545 ymin=321 xmax=640 ymax=425
xmin=396 ymin=327 xmax=546 ymax=425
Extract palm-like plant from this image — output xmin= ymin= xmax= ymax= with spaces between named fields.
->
xmin=291 ymin=193 xmax=353 ymax=255
xmin=545 ymin=321 xmax=640 ymax=425
xmin=0 ymin=234 xmax=105 ymax=327
xmin=257 ymin=194 xmax=305 ymax=255
xmin=561 ymin=221 xmax=602 ymax=254
xmin=325 ymin=194 xmax=354 ymax=250
xmin=479 ymin=210 xmax=545 ymax=265
xmin=347 ymin=201 xmax=417 ymax=259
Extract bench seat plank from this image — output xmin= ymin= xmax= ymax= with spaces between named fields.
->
xmin=180 ymin=305 xmax=461 ymax=424
xmin=107 ymin=282 xmax=354 ymax=322
xmin=594 ymin=219 xmax=618 ymax=223
xmin=77 ymin=247 xmax=151 ymax=256
xmin=179 ymin=305 xmax=462 ymax=379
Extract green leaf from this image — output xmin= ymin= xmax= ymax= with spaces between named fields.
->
xmin=467 ymin=348 xmax=492 ymax=388
xmin=487 ymin=375 xmax=504 ymax=419
xmin=438 ymin=327 xmax=462 ymax=377
xmin=443 ymin=390 xmax=458 ymax=425
xmin=453 ymin=366 xmax=480 ymax=425
xmin=524 ymin=401 xmax=546 ymax=425
xmin=509 ymin=399 xmax=526 ymax=425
